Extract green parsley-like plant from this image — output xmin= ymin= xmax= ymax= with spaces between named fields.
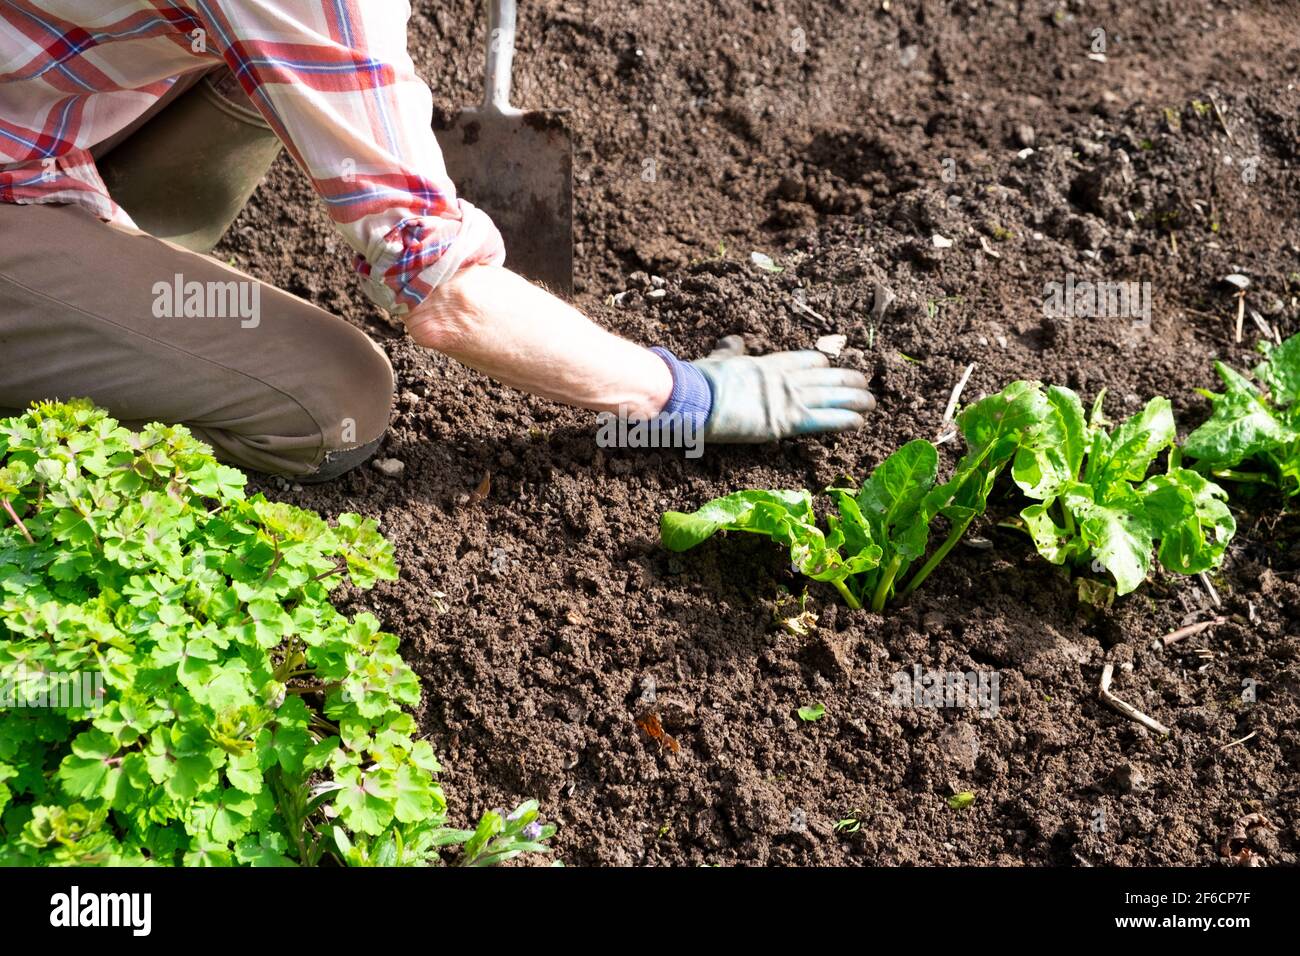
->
xmin=0 ymin=400 xmax=552 ymax=866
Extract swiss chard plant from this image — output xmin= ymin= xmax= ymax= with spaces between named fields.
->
xmin=0 ymin=400 xmax=552 ymax=867
xmin=659 ymin=488 xmax=884 ymax=608
xmin=897 ymin=380 xmax=1055 ymax=601
xmin=1183 ymin=332 xmax=1300 ymax=498
xmin=661 ymin=378 xmax=1238 ymax=609
xmin=1013 ymin=389 xmax=1236 ymax=596
xmin=661 ymin=381 xmax=1051 ymax=611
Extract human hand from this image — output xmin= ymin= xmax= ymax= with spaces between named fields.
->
xmin=690 ymin=336 xmax=875 ymax=442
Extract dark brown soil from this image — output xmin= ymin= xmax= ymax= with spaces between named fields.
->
xmin=216 ymin=0 xmax=1300 ymax=865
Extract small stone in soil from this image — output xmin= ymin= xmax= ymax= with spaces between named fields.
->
xmin=1114 ymin=763 xmax=1147 ymax=792
xmin=923 ymin=611 xmax=948 ymax=632
xmin=815 ymin=333 xmax=847 ymax=356
xmin=372 ymin=457 xmax=405 ymax=477
xmin=937 ymin=723 xmax=980 ymax=771
xmin=638 ymin=675 xmax=657 ymax=705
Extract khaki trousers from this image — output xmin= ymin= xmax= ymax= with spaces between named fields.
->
xmin=0 ymin=72 xmax=393 ymax=479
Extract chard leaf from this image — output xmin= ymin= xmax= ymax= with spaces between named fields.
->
xmin=794 ymin=533 xmax=881 ymax=584
xmin=823 ymin=493 xmax=885 ymax=575
xmin=1013 ymin=385 xmax=1087 ymax=499
xmin=1185 ymin=361 xmax=1298 ymax=467
xmin=1096 ymin=397 xmax=1176 ymax=487
xmin=660 ymin=490 xmax=815 ymax=552
xmin=1278 ymin=440 xmax=1300 ymax=498
xmin=1255 ymin=333 xmax=1300 ymax=407
xmin=927 ymin=380 xmax=1053 ymax=517
xmin=855 ymin=439 xmax=939 ymax=560
xmin=661 ymin=489 xmax=880 ymax=593
xmin=1020 ymin=499 xmax=1083 ymax=565
xmin=1063 ymin=484 xmax=1155 ymax=595
xmin=901 ymin=382 xmax=1054 ymax=605
xmin=826 ymin=490 xmax=873 ymax=557
xmin=1140 ymin=468 xmax=1235 ymax=574
xmin=1088 ymin=388 xmax=1109 ymax=430
xmin=956 ymin=380 xmax=1054 ymax=467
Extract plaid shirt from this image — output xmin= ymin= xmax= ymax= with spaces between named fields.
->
xmin=0 ymin=0 xmax=504 ymax=315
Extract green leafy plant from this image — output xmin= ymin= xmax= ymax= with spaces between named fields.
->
xmin=661 ymin=378 xmax=1236 ymax=609
xmin=1184 ymin=333 xmax=1300 ymax=498
xmin=0 ymin=400 xmax=551 ymax=866
xmin=660 ymin=488 xmax=882 ymax=609
xmin=1013 ymin=389 xmax=1236 ymax=595
xmin=898 ymin=380 xmax=1056 ymax=601
xmin=825 ymin=439 xmax=937 ymax=611
xmin=661 ymin=381 xmax=1053 ymax=611
xmin=333 ymin=800 xmax=552 ymax=867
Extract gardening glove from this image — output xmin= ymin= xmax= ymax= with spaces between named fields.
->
xmin=687 ymin=335 xmax=876 ymax=442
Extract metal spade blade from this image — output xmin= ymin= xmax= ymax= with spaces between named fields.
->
xmin=434 ymin=0 xmax=574 ymax=295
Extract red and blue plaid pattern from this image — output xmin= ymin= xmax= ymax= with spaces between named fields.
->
xmin=0 ymin=1 xmax=503 ymax=314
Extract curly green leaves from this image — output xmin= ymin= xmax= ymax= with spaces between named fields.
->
xmin=0 ymin=400 xmax=549 ymax=867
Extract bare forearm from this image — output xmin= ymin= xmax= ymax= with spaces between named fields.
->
xmin=404 ymin=265 xmax=672 ymax=418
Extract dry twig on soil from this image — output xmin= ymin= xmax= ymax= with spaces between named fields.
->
xmin=1158 ymin=616 xmax=1226 ymax=647
xmin=1220 ymin=731 xmax=1257 ymax=751
xmin=1209 ymin=94 xmax=1237 ymax=146
xmin=937 ymin=363 xmax=976 ymax=439
xmin=1099 ymin=663 xmax=1171 ymax=736
xmin=1197 ymin=571 xmax=1222 ymax=608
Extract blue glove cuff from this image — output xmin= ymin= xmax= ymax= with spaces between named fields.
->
xmin=649 ymin=347 xmax=713 ymax=425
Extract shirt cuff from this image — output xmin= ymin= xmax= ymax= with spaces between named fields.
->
xmin=354 ymin=198 xmax=505 ymax=315
xmin=648 ymin=347 xmax=713 ymax=425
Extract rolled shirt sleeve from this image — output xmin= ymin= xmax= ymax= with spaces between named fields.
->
xmin=202 ymin=0 xmax=504 ymax=315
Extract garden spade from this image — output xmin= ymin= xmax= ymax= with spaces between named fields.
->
xmin=435 ymin=0 xmax=574 ymax=294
